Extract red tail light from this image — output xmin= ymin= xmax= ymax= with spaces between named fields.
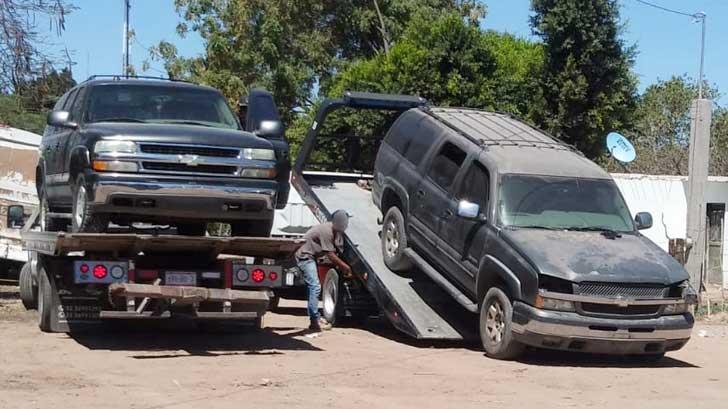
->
xmin=93 ymin=265 xmax=108 ymax=279
xmin=80 ymin=264 xmax=90 ymax=274
xmin=269 ymin=271 xmax=278 ymax=281
xmin=251 ymin=268 xmax=265 ymax=283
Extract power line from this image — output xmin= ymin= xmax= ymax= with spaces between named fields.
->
xmin=632 ymin=0 xmax=697 ymax=18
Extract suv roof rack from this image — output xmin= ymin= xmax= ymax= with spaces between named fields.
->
xmin=82 ymin=75 xmax=193 ymax=84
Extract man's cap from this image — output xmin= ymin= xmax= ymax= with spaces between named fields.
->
xmin=331 ymin=209 xmax=351 ymax=231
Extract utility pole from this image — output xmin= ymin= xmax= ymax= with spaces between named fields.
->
xmin=685 ymin=12 xmax=710 ymax=289
xmin=122 ymin=0 xmax=131 ymax=77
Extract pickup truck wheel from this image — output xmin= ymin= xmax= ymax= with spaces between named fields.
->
xmin=480 ymin=287 xmax=525 ymax=360
xmin=177 ymin=223 xmax=207 ymax=236
xmin=231 ymin=219 xmax=273 ymax=237
xmin=72 ymin=175 xmax=108 ymax=233
xmin=322 ymin=269 xmax=343 ymax=325
xmin=39 ymin=188 xmax=65 ymax=232
xmin=381 ymin=207 xmax=412 ymax=272
xmin=37 ymin=266 xmax=55 ymax=332
xmin=19 ymin=262 xmax=37 ymax=310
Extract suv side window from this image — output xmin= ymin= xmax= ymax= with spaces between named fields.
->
xmin=384 ymin=120 xmax=411 ymax=156
xmin=405 ymin=118 xmax=439 ymax=165
xmin=458 ymin=161 xmax=489 ymax=209
xmin=69 ymin=87 xmax=86 ymax=123
xmin=62 ymin=88 xmax=79 ymax=112
xmin=427 ymin=142 xmax=466 ymax=190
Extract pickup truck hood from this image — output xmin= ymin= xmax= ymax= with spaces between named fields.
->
xmin=501 ymin=228 xmax=688 ymax=285
xmin=83 ymin=122 xmax=272 ymax=149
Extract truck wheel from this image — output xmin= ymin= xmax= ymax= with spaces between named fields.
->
xmin=39 ymin=188 xmax=65 ymax=232
xmin=231 ymin=219 xmax=273 ymax=237
xmin=381 ymin=207 xmax=412 ymax=272
xmin=322 ymin=269 xmax=343 ymax=325
xmin=72 ymin=175 xmax=108 ymax=233
xmin=37 ymin=266 xmax=56 ymax=332
xmin=177 ymin=223 xmax=207 ymax=236
xmin=480 ymin=287 xmax=525 ymax=360
xmin=19 ymin=263 xmax=38 ymax=310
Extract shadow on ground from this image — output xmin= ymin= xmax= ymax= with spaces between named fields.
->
xmin=68 ymin=321 xmax=323 ymax=358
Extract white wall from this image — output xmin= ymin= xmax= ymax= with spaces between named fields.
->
xmin=612 ymin=173 xmax=728 ymax=288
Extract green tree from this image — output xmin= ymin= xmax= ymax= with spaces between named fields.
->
xmin=15 ymin=67 xmax=76 ymax=111
xmin=0 ymin=94 xmax=46 ymax=134
xmin=530 ymin=0 xmax=637 ymax=158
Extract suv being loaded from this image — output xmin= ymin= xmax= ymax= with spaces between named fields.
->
xmin=38 ymin=77 xmax=290 ymax=236
xmin=373 ymin=107 xmax=697 ymax=359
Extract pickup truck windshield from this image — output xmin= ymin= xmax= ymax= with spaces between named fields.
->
xmin=85 ymin=85 xmax=240 ymax=129
xmin=498 ymin=175 xmax=635 ymax=233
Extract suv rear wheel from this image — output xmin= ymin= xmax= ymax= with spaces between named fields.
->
xmin=480 ymin=287 xmax=525 ymax=360
xmin=381 ymin=207 xmax=412 ymax=272
xmin=71 ymin=174 xmax=108 ymax=233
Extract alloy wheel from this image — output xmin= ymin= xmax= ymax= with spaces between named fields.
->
xmin=485 ymin=300 xmax=505 ymax=344
xmin=384 ymin=220 xmax=400 ymax=258
xmin=74 ymin=184 xmax=87 ymax=229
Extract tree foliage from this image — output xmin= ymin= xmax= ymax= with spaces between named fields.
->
xmin=0 ymin=0 xmax=74 ymax=93
xmin=530 ymin=0 xmax=637 ymax=159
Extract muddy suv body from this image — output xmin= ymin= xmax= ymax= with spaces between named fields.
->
xmin=38 ymin=77 xmax=289 ymax=236
xmin=372 ymin=107 xmax=696 ymax=359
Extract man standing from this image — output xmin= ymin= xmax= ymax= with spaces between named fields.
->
xmin=296 ymin=210 xmax=352 ymax=331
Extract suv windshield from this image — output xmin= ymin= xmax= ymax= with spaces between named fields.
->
xmin=85 ymin=84 xmax=240 ymax=129
xmin=498 ymin=175 xmax=635 ymax=233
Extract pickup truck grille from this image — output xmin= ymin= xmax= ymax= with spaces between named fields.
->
xmin=575 ymin=283 xmax=668 ymax=299
xmin=580 ymin=302 xmax=661 ymax=317
xmin=142 ymin=162 xmax=238 ymax=175
xmin=140 ymin=144 xmax=240 ymax=158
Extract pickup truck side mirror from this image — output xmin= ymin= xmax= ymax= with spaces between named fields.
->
xmin=47 ymin=110 xmax=78 ymax=129
xmin=6 ymin=205 xmax=25 ymax=229
xmin=635 ymin=212 xmax=653 ymax=230
xmin=457 ymin=200 xmax=485 ymax=221
xmin=254 ymin=120 xmax=284 ymax=139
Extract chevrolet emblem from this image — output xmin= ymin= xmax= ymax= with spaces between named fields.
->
xmin=178 ymin=154 xmax=200 ymax=166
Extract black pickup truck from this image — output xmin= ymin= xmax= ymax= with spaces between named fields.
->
xmin=372 ymin=107 xmax=697 ymax=359
xmin=38 ymin=76 xmax=290 ymax=236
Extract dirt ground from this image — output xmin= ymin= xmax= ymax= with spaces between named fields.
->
xmin=1 ymin=284 xmax=727 ymax=409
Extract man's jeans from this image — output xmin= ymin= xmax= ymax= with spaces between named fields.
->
xmin=297 ymin=258 xmax=320 ymax=321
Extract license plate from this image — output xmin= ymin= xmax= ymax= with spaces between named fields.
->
xmin=165 ymin=272 xmax=197 ymax=286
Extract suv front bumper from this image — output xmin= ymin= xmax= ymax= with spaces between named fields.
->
xmin=511 ymin=301 xmax=694 ymax=355
xmin=87 ymin=172 xmax=277 ymax=221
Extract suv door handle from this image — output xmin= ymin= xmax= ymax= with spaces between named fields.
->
xmin=415 ymin=190 xmax=425 ymax=198
xmin=442 ymin=209 xmax=453 ymax=219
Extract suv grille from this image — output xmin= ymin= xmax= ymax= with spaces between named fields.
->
xmin=142 ymin=162 xmax=237 ymax=175
xmin=580 ymin=303 xmax=661 ymax=317
xmin=575 ymin=282 xmax=668 ymax=299
xmin=140 ymin=144 xmax=240 ymax=158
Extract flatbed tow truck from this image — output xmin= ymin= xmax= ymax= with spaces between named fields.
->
xmin=292 ymin=92 xmax=475 ymax=340
xmin=19 ymin=211 xmax=303 ymax=332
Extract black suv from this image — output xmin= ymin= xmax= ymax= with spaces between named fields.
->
xmin=373 ymin=107 xmax=696 ymax=359
xmin=38 ymin=77 xmax=290 ymax=236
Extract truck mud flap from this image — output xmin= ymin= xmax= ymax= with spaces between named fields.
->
xmin=51 ymin=294 xmax=104 ymax=332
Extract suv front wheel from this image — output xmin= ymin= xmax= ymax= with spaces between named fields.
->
xmin=71 ymin=174 xmax=108 ymax=233
xmin=480 ymin=287 xmax=525 ymax=360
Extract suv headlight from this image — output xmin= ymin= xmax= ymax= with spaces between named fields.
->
xmin=663 ymin=302 xmax=689 ymax=315
xmin=94 ymin=140 xmax=137 ymax=154
xmin=243 ymin=148 xmax=275 ymax=161
xmin=535 ymin=294 xmax=575 ymax=312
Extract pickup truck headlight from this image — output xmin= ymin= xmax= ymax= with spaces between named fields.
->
xmin=663 ymin=302 xmax=689 ymax=315
xmin=535 ymin=294 xmax=575 ymax=312
xmin=240 ymin=168 xmax=277 ymax=179
xmin=94 ymin=140 xmax=137 ymax=154
xmin=243 ymin=148 xmax=275 ymax=161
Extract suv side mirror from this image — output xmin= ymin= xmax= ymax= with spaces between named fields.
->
xmin=6 ymin=205 xmax=25 ymax=229
xmin=254 ymin=120 xmax=284 ymax=139
xmin=457 ymin=200 xmax=484 ymax=220
xmin=635 ymin=212 xmax=653 ymax=230
xmin=47 ymin=110 xmax=77 ymax=129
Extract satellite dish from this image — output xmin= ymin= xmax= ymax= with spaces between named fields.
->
xmin=606 ymin=132 xmax=636 ymax=163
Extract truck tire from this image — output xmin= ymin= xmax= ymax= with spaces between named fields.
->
xmin=231 ymin=219 xmax=273 ymax=237
xmin=39 ymin=187 xmax=66 ymax=232
xmin=480 ymin=287 xmax=525 ymax=360
xmin=381 ymin=207 xmax=412 ymax=272
xmin=37 ymin=266 xmax=56 ymax=332
xmin=71 ymin=174 xmax=108 ymax=233
xmin=177 ymin=223 xmax=207 ymax=236
xmin=322 ymin=269 xmax=343 ymax=325
xmin=19 ymin=262 xmax=38 ymax=310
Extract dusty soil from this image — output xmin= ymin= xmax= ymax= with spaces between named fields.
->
xmin=1 ymin=284 xmax=727 ymax=409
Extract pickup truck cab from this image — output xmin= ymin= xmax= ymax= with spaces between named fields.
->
xmin=38 ymin=77 xmax=290 ymax=236
xmin=373 ymin=107 xmax=696 ymax=359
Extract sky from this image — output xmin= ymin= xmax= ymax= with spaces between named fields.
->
xmin=48 ymin=0 xmax=727 ymax=103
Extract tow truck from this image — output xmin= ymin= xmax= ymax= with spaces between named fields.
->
xmin=18 ymin=211 xmax=302 ymax=332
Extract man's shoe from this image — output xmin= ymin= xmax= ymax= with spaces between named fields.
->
xmin=309 ymin=318 xmax=332 ymax=332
